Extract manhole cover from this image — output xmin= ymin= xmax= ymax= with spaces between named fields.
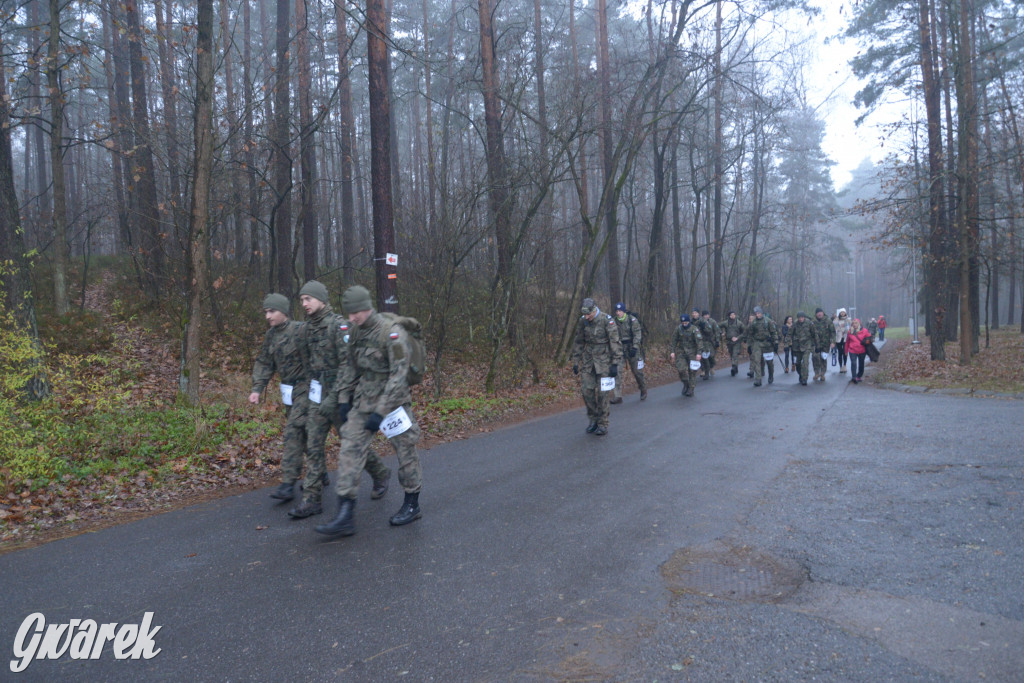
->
xmin=661 ymin=542 xmax=806 ymax=603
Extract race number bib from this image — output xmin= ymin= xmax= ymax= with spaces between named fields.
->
xmin=600 ymin=377 xmax=615 ymax=392
xmin=380 ymin=406 xmax=413 ymax=438
xmin=689 ymin=360 xmax=701 ymax=371
xmin=280 ymin=383 xmax=294 ymax=406
xmin=763 ymin=352 xmax=775 ymax=361
xmin=308 ymin=379 xmax=323 ymax=404
xmin=637 ymin=359 xmax=645 ymax=370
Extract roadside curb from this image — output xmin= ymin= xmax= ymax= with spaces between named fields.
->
xmin=874 ymin=381 xmax=1023 ymax=400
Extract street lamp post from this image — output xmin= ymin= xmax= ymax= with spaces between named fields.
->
xmin=846 ymin=269 xmax=856 ymax=320
xmin=910 ymin=247 xmax=921 ymax=344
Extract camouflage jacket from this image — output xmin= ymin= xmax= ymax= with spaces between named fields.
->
xmin=251 ymin=320 xmax=308 ymax=394
xmin=812 ymin=315 xmax=832 ymax=351
xmin=790 ymin=319 xmax=816 ymax=353
xmin=336 ymin=311 xmax=412 ymax=416
xmin=298 ymin=304 xmax=349 ymax=408
xmin=613 ymin=313 xmax=642 ymax=349
xmin=722 ymin=317 xmax=745 ymax=343
xmin=693 ymin=318 xmax=715 ymax=354
xmin=671 ymin=323 xmax=702 ymax=358
xmin=703 ymin=317 xmax=721 ymax=349
xmin=571 ymin=313 xmax=624 ymax=375
xmin=743 ymin=316 xmax=778 ymax=349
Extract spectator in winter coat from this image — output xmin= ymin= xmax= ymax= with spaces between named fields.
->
xmin=833 ymin=308 xmax=851 ymax=373
xmin=846 ymin=318 xmax=872 ymax=383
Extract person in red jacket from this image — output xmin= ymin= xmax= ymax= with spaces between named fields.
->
xmin=846 ymin=318 xmax=873 ymax=383
xmin=877 ymin=314 xmax=887 ymax=341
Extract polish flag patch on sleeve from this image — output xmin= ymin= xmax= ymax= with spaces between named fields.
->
xmin=389 ymin=331 xmax=400 ymax=340
xmin=339 ymin=324 xmax=348 ymax=331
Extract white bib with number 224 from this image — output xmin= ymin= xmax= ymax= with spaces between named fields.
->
xmin=380 ymin=406 xmax=413 ymax=438
xmin=600 ymin=377 xmax=616 ymax=392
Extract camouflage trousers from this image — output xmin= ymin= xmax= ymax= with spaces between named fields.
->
xmin=700 ymin=350 xmax=716 ymax=376
xmin=792 ymin=348 xmax=810 ymax=382
xmin=280 ymin=397 xmax=310 ymax=485
xmin=334 ymin=406 xmax=420 ymax=499
xmin=750 ymin=344 xmax=772 ymax=381
xmin=812 ymin=349 xmax=827 ymax=378
xmin=674 ymin=355 xmax=698 ymax=393
xmin=581 ymin=369 xmax=612 ymax=427
xmin=613 ymin=353 xmax=646 ymax=399
xmin=726 ymin=342 xmax=742 ymax=367
xmin=308 ymin=404 xmax=391 ymax=503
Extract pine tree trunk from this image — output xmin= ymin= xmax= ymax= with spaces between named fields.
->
xmin=181 ymin=0 xmax=215 ymax=404
xmin=367 ymin=0 xmax=397 ymax=312
xmin=272 ymin=0 xmax=293 ymax=296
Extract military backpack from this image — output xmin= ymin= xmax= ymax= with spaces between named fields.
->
xmin=378 ymin=312 xmax=427 ymax=386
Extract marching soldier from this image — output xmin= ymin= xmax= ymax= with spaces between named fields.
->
xmin=571 ymin=298 xmax=623 ymax=436
xmin=722 ymin=311 xmax=745 ymax=376
xmin=249 ymin=294 xmax=311 ymax=504
xmin=316 ymin=286 xmax=424 ymax=536
xmin=670 ymin=314 xmax=703 ymax=397
xmin=811 ymin=307 xmax=831 ymax=382
xmin=743 ymin=306 xmax=778 ymax=387
xmin=611 ymin=302 xmax=647 ymax=403
xmin=790 ymin=311 xmax=815 ymax=385
xmin=292 ymin=281 xmax=391 ymax=520
xmin=701 ymin=310 xmax=721 ymax=378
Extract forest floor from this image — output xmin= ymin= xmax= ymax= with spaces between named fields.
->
xmin=0 ymin=271 xmax=680 ymax=552
xmin=875 ymin=328 xmax=1024 ymax=394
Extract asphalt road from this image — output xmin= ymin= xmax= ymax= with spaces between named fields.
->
xmin=2 ymin=351 xmax=1022 ymax=681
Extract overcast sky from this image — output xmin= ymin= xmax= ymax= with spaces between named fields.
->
xmin=801 ymin=1 xmax=902 ymax=191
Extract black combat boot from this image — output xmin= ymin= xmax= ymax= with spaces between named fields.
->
xmin=288 ymin=499 xmax=323 ymax=519
xmin=731 ymin=364 xmax=738 ymax=376
xmin=640 ymin=388 xmax=648 ymax=400
xmin=371 ymin=476 xmax=389 ymax=499
xmin=269 ymin=481 xmax=297 ymax=501
xmin=586 ymin=421 xmax=598 ymax=433
xmin=314 ymin=496 xmax=356 ymax=536
xmin=594 ymin=425 xmax=608 ymax=436
xmin=389 ymin=492 xmax=422 ymax=526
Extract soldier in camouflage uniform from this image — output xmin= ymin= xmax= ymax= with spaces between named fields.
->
xmin=571 ymin=298 xmax=623 ymax=436
xmin=789 ymin=311 xmax=815 ymax=385
xmin=670 ymin=313 xmax=703 ymax=397
xmin=249 ymin=293 xmax=311 ymax=504
xmin=701 ymin=310 xmax=721 ymax=378
xmin=316 ymin=286 xmax=423 ymax=536
xmin=611 ymin=302 xmax=647 ymax=403
xmin=742 ymin=306 xmax=778 ymax=387
xmin=811 ymin=307 xmax=831 ymax=382
xmin=722 ymin=311 xmax=745 ymax=377
xmin=291 ymin=281 xmax=391 ymax=520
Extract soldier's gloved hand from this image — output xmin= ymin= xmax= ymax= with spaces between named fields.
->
xmin=608 ymin=364 xmax=618 ymax=378
xmin=572 ymin=365 xmax=579 ymax=375
xmin=337 ymin=403 xmax=351 ymax=424
xmin=629 ymin=347 xmax=637 ymax=358
xmin=364 ymin=412 xmax=384 ymax=433
xmin=317 ymin=396 xmax=338 ymax=418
